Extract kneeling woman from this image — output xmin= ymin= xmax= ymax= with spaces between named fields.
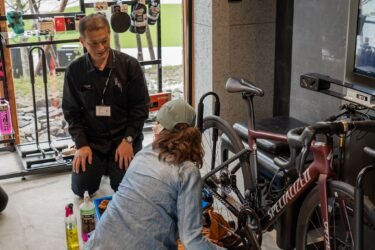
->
xmin=87 ymin=99 xmax=225 ymax=250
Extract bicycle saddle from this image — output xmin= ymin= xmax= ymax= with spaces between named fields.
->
xmin=225 ymin=77 xmax=264 ymax=96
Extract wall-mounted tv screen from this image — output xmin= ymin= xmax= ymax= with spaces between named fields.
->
xmin=354 ymin=0 xmax=375 ymax=78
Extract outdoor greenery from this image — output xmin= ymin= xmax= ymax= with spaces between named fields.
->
xmin=13 ymin=65 xmax=183 ymax=108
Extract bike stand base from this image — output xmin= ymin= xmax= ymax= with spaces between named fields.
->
xmin=16 ymin=137 xmax=72 ymax=157
xmin=0 ymin=134 xmax=15 ymax=152
xmin=0 ymin=137 xmax=74 ymax=180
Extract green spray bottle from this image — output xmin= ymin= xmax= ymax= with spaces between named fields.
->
xmin=80 ymin=191 xmax=96 ymax=242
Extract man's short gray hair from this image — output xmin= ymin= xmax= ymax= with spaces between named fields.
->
xmin=79 ymin=13 xmax=110 ymax=37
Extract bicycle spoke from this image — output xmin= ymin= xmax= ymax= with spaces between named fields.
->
xmin=336 ymin=194 xmax=354 ymax=248
xmin=307 ymin=208 xmax=324 ymax=248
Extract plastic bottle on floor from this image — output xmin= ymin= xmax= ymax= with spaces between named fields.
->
xmin=80 ymin=191 xmax=96 ymax=242
xmin=65 ymin=203 xmax=79 ymax=250
xmin=0 ymin=99 xmax=13 ymax=135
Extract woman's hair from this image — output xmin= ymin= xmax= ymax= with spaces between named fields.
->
xmin=79 ymin=13 xmax=110 ymax=37
xmin=152 ymin=123 xmax=204 ymax=168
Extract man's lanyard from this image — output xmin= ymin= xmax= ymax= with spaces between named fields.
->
xmin=100 ymin=69 xmax=112 ymax=105
xmin=99 ymin=51 xmax=116 ymax=105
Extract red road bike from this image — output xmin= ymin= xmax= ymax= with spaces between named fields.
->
xmin=198 ymin=78 xmax=375 ymax=249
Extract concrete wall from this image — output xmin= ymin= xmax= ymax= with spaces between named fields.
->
xmin=193 ymin=0 xmax=276 ymax=124
xmin=290 ymin=0 xmax=349 ymax=123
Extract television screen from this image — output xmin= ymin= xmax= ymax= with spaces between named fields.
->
xmin=354 ymin=0 xmax=375 ymax=78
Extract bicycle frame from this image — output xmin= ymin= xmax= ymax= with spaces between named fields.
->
xmin=256 ymin=138 xmax=336 ymax=239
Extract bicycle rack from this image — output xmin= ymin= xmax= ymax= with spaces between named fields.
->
xmin=0 ymin=46 xmax=73 ymax=180
xmin=197 ymin=92 xmax=220 ymax=171
xmin=354 ymin=146 xmax=375 ymax=250
xmin=197 ymin=91 xmax=220 ymax=131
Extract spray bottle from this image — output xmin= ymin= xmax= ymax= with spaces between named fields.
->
xmin=65 ymin=203 xmax=79 ymax=250
xmin=0 ymin=98 xmax=13 ymax=136
xmin=80 ymin=191 xmax=96 ymax=242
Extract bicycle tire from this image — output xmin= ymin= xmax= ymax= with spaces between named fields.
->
xmin=201 ymin=115 xmax=254 ymax=248
xmin=296 ymin=180 xmax=375 ymax=249
xmin=202 ymin=115 xmax=252 ymax=190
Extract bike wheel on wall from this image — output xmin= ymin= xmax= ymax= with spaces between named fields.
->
xmin=296 ymin=180 xmax=375 ymax=249
xmin=200 ymin=115 xmax=255 ymax=248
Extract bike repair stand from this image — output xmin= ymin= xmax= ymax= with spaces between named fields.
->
xmin=0 ymin=47 xmax=73 ymax=180
xmin=354 ymin=147 xmax=375 ymax=250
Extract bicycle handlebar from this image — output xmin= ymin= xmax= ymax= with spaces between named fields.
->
xmin=274 ymin=120 xmax=375 ymax=170
xmin=289 ymin=120 xmax=375 ymax=146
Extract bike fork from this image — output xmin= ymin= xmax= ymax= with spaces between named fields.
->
xmin=319 ymin=175 xmax=354 ymax=250
xmin=318 ymin=175 xmax=332 ymax=250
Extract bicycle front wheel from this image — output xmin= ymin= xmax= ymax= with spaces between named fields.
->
xmin=296 ymin=180 xmax=375 ymax=249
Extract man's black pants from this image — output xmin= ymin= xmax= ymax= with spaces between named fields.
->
xmin=71 ymin=138 xmax=143 ymax=198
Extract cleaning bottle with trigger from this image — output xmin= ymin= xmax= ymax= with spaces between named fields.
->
xmin=65 ymin=203 xmax=79 ymax=250
xmin=0 ymin=98 xmax=13 ymax=135
xmin=80 ymin=191 xmax=96 ymax=242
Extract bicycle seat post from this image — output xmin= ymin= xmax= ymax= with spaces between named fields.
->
xmin=243 ymin=94 xmax=256 ymax=131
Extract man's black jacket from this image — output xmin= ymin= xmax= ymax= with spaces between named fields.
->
xmin=62 ymin=49 xmax=150 ymax=154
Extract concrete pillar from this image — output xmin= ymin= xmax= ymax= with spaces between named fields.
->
xmin=193 ymin=0 xmax=276 ymax=124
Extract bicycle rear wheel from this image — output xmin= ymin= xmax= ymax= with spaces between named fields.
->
xmin=201 ymin=115 xmax=252 ymax=188
xmin=201 ymin=115 xmax=255 ymax=248
xmin=296 ymin=180 xmax=375 ymax=249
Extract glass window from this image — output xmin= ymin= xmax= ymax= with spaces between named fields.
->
xmin=354 ymin=0 xmax=375 ymax=78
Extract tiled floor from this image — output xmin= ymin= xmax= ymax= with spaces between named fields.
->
xmin=0 ymin=131 xmax=282 ymax=249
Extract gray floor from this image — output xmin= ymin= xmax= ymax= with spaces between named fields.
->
xmin=0 ymin=131 xmax=281 ymax=250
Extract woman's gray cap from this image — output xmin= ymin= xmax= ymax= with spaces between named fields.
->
xmin=156 ymin=99 xmax=196 ymax=131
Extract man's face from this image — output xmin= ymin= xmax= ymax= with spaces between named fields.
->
xmin=80 ymin=27 xmax=110 ymax=63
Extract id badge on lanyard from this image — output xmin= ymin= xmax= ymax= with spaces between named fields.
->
xmin=96 ymin=105 xmax=111 ymax=116
xmin=96 ymin=69 xmax=112 ymax=117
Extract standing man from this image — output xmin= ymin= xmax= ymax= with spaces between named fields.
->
xmin=62 ymin=13 xmax=149 ymax=197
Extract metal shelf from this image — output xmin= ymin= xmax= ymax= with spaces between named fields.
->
xmin=0 ymin=31 xmax=80 ymax=48
xmin=300 ymin=73 xmax=375 ymax=110
xmin=0 ymin=0 xmax=163 ymax=180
